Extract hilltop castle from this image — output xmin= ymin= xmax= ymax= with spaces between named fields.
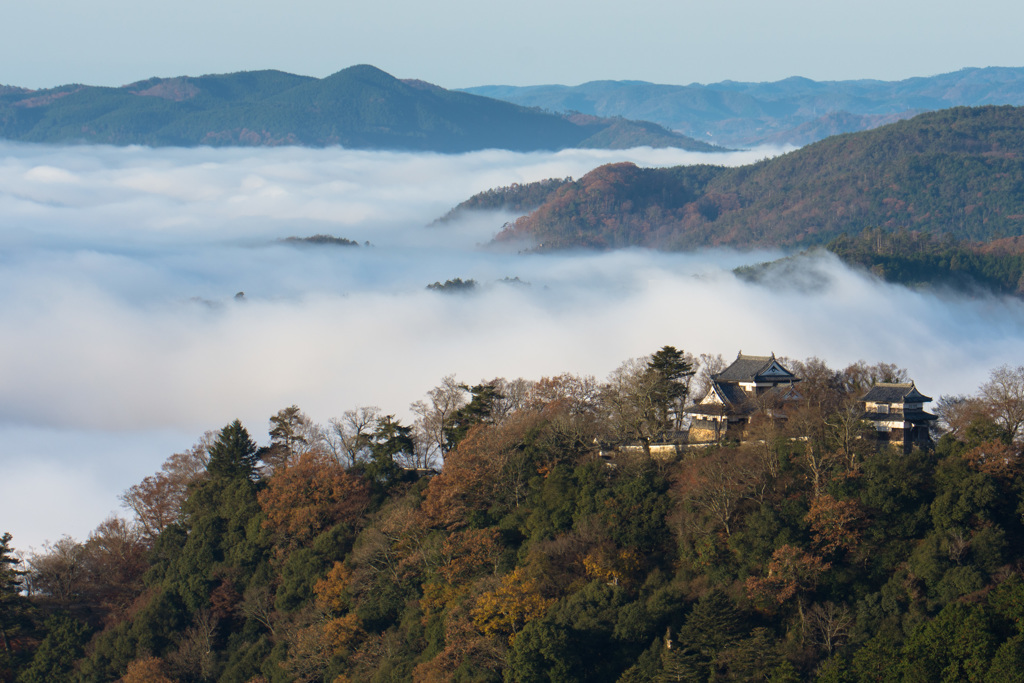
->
xmin=686 ymin=353 xmax=800 ymax=443
xmin=859 ymin=382 xmax=938 ymax=453
xmin=685 ymin=352 xmax=937 ymax=450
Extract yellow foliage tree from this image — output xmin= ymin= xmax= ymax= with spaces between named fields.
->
xmin=281 ymin=561 xmax=363 ymax=681
xmin=120 ymin=656 xmax=175 ymax=683
xmin=314 ymin=561 xmax=353 ymax=613
xmin=471 ymin=568 xmax=553 ymax=642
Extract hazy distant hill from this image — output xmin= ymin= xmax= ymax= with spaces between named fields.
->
xmin=465 ymin=67 xmax=1024 ymax=147
xmin=0 ymin=65 xmax=721 ymax=153
xmin=492 ymin=106 xmax=1024 ymax=250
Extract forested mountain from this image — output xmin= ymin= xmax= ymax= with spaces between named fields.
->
xmin=5 ymin=350 xmax=1024 ymax=682
xmin=432 ymin=177 xmax=574 ymax=225
xmin=827 ymin=230 xmax=1024 ymax=297
xmin=491 ymin=106 xmax=1024 ymax=252
xmin=0 ymin=65 xmax=720 ymax=153
xmin=465 ymin=66 xmax=1024 ymax=147
xmin=734 ymin=231 xmax=1024 ymax=299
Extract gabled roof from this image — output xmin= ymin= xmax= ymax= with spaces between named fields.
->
xmin=713 ymin=353 xmax=797 ymax=384
xmin=688 ymin=380 xmax=798 ymax=417
xmin=696 ymin=381 xmax=751 ymax=409
xmin=860 ymin=382 xmax=932 ymax=404
xmin=717 ymin=382 xmax=751 ymax=406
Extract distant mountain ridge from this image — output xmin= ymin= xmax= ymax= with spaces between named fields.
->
xmin=0 ymin=65 xmax=721 ymax=153
xmin=464 ymin=67 xmax=1024 ymax=147
xmin=489 ymin=106 xmax=1024 ymax=251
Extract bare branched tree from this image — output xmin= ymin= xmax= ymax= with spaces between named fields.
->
xmin=602 ymin=357 xmax=661 ymax=457
xmin=410 ymin=375 xmax=467 ymax=463
xmin=804 ymin=601 xmax=853 ymax=654
xmin=24 ymin=536 xmax=87 ymax=607
xmin=488 ymin=377 xmax=532 ymax=423
xmin=691 ymin=353 xmax=726 ymax=401
xmin=980 ymin=364 xmax=1024 ymax=442
xmin=120 ymin=435 xmax=212 ymax=544
xmin=327 ymin=406 xmax=381 ymax=468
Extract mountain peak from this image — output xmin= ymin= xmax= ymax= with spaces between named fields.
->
xmin=326 ymin=64 xmax=396 ymax=82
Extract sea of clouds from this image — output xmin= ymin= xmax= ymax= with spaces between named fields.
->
xmin=2 ymin=140 xmax=1023 ymax=552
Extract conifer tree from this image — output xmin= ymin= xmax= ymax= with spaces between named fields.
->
xmin=646 ymin=345 xmax=694 ymax=433
xmin=442 ymin=383 xmax=503 ymax=452
xmin=0 ymin=532 xmax=30 ymax=655
xmin=206 ymin=420 xmax=259 ymax=481
xmin=364 ymin=415 xmax=414 ymax=490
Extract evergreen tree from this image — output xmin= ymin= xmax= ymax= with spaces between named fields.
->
xmin=443 ymin=382 xmax=503 ymax=452
xmin=263 ymin=404 xmax=312 ymax=470
xmin=17 ymin=615 xmax=90 ymax=683
xmin=645 ymin=346 xmax=694 ymax=433
xmin=206 ymin=420 xmax=260 ymax=481
xmin=0 ymin=533 xmax=29 ymax=656
xmin=661 ymin=591 xmax=745 ymax=682
xmin=0 ymin=533 xmax=31 ymax=681
xmin=365 ymin=415 xmax=412 ymax=490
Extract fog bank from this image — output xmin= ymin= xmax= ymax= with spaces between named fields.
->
xmin=1 ymin=141 xmax=1020 ymax=551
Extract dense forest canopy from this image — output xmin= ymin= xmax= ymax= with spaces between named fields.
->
xmin=730 ymin=228 xmax=1024 ymax=298
xmin=492 ymin=106 xmax=1024 ymax=253
xmin=5 ymin=348 xmax=1024 ymax=682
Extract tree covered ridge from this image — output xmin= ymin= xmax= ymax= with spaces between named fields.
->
xmin=493 ymin=106 xmax=1024 ymax=251
xmin=732 ymin=228 xmax=1024 ymax=298
xmin=5 ymin=352 xmax=1024 ymax=682
xmin=432 ymin=178 xmax=574 ymax=225
xmin=463 ymin=66 xmax=1024 ymax=148
xmin=0 ymin=65 xmax=719 ymax=153
xmin=826 ymin=228 xmax=1024 ymax=296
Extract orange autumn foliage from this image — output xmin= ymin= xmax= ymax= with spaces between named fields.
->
xmin=963 ymin=440 xmax=1024 ymax=481
xmin=745 ymin=544 xmax=830 ymax=607
xmin=421 ymin=412 xmax=545 ymax=530
xmin=806 ymin=494 xmax=863 ymax=557
xmin=438 ymin=528 xmax=502 ymax=584
xmin=258 ymin=453 xmax=370 ymax=549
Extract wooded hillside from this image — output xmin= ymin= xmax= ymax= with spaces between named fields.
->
xmin=492 ymin=106 xmax=1024 ymax=251
xmin=4 ymin=350 xmax=1024 ymax=682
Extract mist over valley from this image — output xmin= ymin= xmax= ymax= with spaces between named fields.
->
xmin=2 ymin=141 xmax=1023 ymax=552
xmin=7 ymin=0 xmax=1024 ymax=674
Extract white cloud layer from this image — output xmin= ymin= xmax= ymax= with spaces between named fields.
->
xmin=1 ymin=141 xmax=1022 ymax=552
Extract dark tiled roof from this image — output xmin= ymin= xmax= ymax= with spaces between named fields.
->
xmin=714 ymin=354 xmax=773 ymax=382
xmin=718 ymin=383 xmax=750 ymax=407
xmin=686 ymin=386 xmax=731 ymax=416
xmin=714 ymin=353 xmax=797 ymax=384
xmin=860 ymin=382 xmax=933 ymax=404
xmin=686 ymin=376 xmax=802 ymax=418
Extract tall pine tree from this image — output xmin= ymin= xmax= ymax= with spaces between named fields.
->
xmin=206 ymin=420 xmax=259 ymax=481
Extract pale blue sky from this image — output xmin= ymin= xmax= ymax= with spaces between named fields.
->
xmin=2 ymin=0 xmax=1022 ymax=89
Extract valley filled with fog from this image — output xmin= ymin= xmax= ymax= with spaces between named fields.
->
xmin=3 ymin=141 xmax=1023 ymax=551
